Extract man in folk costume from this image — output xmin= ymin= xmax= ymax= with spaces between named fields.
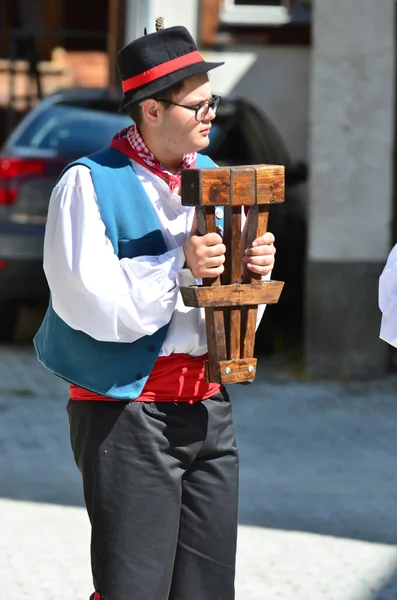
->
xmin=34 ymin=20 xmax=276 ymax=600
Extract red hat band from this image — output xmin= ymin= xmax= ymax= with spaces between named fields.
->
xmin=122 ymin=50 xmax=204 ymax=93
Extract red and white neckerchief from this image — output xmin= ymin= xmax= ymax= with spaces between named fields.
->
xmin=110 ymin=125 xmax=196 ymax=193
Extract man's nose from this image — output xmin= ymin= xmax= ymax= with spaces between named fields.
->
xmin=206 ymin=107 xmax=216 ymax=121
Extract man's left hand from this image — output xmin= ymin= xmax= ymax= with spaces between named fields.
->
xmin=243 ymin=231 xmax=276 ymax=277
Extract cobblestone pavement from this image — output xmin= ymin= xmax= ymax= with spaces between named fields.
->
xmin=1 ymin=345 xmax=397 ymax=599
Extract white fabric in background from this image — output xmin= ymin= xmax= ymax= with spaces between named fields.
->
xmin=379 ymin=243 xmax=397 ymax=348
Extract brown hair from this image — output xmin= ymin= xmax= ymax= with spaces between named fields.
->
xmin=126 ymin=80 xmax=185 ymax=128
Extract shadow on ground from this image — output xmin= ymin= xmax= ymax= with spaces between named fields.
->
xmin=371 ymin=572 xmax=397 ymax=600
xmin=230 ymin=374 xmax=397 ymax=547
xmin=1 ymin=340 xmax=397 ymax=550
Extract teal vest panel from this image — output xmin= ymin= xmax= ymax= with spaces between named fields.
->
xmin=34 ymin=148 xmax=217 ymax=400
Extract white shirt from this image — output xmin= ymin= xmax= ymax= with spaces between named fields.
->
xmin=379 ymin=243 xmax=397 ymax=347
xmin=43 ymin=160 xmax=266 ymax=357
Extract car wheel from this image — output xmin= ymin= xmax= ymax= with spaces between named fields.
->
xmin=0 ymin=300 xmax=19 ymax=342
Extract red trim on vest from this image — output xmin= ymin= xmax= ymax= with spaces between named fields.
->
xmin=94 ymin=593 xmax=100 ymax=600
xmin=69 ymin=353 xmax=221 ymax=403
xmin=122 ymin=51 xmax=204 ymax=92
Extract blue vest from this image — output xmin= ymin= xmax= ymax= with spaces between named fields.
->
xmin=34 ymin=147 xmax=218 ymax=400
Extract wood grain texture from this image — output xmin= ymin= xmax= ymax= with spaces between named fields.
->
xmin=181 ymin=165 xmax=285 ymax=206
xmin=205 ymin=308 xmax=227 ymax=374
xmin=181 ymin=168 xmax=231 ymax=206
xmin=206 ymin=358 xmax=258 ymax=384
xmin=229 ymin=307 xmax=241 ymax=360
xmin=201 ymin=207 xmax=226 ymax=375
xmin=243 ymin=205 xmax=270 ymax=283
xmin=180 ymin=281 xmax=285 ymax=307
xmin=227 ymin=172 xmax=253 ymax=362
xmin=255 ymin=165 xmax=285 ymax=205
xmin=240 ymin=306 xmax=257 ymax=359
xmin=180 ymin=164 xmax=285 ymax=384
xmin=229 ymin=168 xmax=256 ymax=206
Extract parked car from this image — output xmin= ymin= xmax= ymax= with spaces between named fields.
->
xmin=0 ymin=87 xmax=307 ymax=345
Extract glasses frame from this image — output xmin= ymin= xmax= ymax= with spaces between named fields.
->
xmin=156 ymin=95 xmax=221 ymax=122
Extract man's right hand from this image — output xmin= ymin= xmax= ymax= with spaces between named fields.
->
xmin=183 ymin=232 xmax=226 ymax=279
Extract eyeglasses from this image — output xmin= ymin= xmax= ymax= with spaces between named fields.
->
xmin=156 ymin=95 xmax=221 ymax=122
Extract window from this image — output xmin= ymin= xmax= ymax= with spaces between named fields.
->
xmin=220 ymin=0 xmax=311 ymax=26
xmin=289 ymin=0 xmax=311 ymax=24
xmin=14 ymin=105 xmax=130 ymax=155
xmin=234 ymin=1 xmax=284 ymax=4
xmin=221 ymin=0 xmax=291 ymax=26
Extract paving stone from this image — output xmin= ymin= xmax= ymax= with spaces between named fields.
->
xmin=1 ymin=346 xmax=397 ymax=599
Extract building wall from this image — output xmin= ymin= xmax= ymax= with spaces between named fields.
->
xmin=125 ymin=0 xmax=199 ymax=41
xmin=219 ymin=45 xmax=310 ymax=164
xmin=306 ymin=0 xmax=395 ymax=377
xmin=147 ymin=0 xmax=199 ymax=38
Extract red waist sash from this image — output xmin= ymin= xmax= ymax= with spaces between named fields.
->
xmin=69 ymin=353 xmax=221 ymax=403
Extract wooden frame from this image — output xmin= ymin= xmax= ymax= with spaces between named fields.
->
xmin=180 ymin=164 xmax=285 ymax=384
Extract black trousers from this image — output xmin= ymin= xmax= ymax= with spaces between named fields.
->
xmin=67 ymin=388 xmax=239 ymax=600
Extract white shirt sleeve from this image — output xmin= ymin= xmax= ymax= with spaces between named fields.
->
xmin=379 ymin=243 xmax=397 ymax=347
xmin=43 ymin=165 xmax=185 ymax=343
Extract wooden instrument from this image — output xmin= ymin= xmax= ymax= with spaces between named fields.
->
xmin=180 ymin=164 xmax=285 ymax=384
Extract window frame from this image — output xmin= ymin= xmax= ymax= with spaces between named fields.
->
xmin=220 ymin=0 xmax=291 ymax=26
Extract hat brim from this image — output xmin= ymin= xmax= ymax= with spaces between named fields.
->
xmin=120 ymin=61 xmax=224 ymax=112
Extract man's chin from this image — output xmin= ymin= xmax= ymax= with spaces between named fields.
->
xmin=194 ymin=136 xmax=211 ymax=152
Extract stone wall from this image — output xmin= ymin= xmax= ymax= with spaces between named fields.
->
xmin=306 ymin=0 xmax=395 ymax=377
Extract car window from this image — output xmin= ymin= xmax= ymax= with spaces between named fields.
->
xmin=13 ymin=105 xmax=131 ymax=155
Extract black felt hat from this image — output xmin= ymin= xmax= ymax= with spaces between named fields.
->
xmin=117 ymin=23 xmax=224 ymax=111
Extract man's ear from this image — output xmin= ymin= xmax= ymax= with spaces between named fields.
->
xmin=141 ymin=99 xmax=162 ymax=125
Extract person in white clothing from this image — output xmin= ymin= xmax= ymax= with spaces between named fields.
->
xmin=35 ymin=22 xmax=276 ymax=600
xmin=379 ymin=243 xmax=397 ymax=347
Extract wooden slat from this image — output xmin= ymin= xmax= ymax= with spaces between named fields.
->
xmin=228 ymin=167 xmax=257 ymax=206
xmin=229 ymin=307 xmax=241 ymax=360
xmin=197 ymin=207 xmax=221 ymax=287
xmin=229 ymin=172 xmax=248 ymax=359
xmin=240 ymin=306 xmax=257 ymax=359
xmin=229 ymin=204 xmax=243 ymax=358
xmin=195 ymin=205 xmax=207 ymax=236
xmin=179 ymin=163 xmax=285 ymax=384
xmin=181 ymin=168 xmax=201 ymax=207
xmin=181 ymin=168 xmax=231 ymax=206
xmin=202 ymin=169 xmax=231 ymax=206
xmin=255 ymin=165 xmax=285 ymax=205
xmin=241 ymin=201 xmax=271 ymax=358
xmin=181 ymin=165 xmax=285 ymax=207
xmin=231 ymin=207 xmax=243 ymax=282
xmin=205 ymin=307 xmax=227 ymax=382
xmin=228 ymin=170 xmax=256 ymax=359
xmin=242 ymin=205 xmax=271 ymax=283
xmin=257 ymin=205 xmax=270 ymax=240
xmin=222 ymin=206 xmax=232 ymax=284
xmin=209 ymin=358 xmax=258 ymax=384
xmin=222 ymin=206 xmax=233 ymax=358
xmin=197 ymin=193 xmax=229 ymax=379
xmin=180 ymin=280 xmax=284 ymax=307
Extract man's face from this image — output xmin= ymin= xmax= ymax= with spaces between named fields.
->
xmin=157 ymin=73 xmax=216 ymax=155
